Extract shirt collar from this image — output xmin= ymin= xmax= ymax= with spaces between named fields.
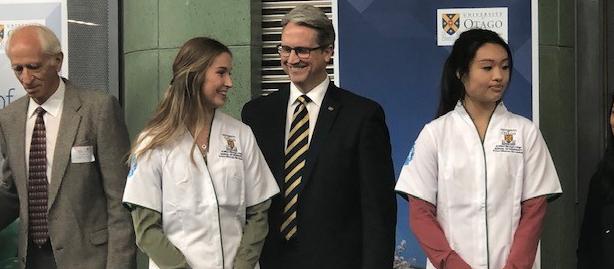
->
xmin=28 ymin=79 xmax=65 ymax=119
xmin=289 ymin=77 xmax=330 ymax=108
xmin=454 ymin=100 xmax=508 ymax=118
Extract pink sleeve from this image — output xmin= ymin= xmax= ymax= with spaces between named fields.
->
xmin=503 ymin=195 xmax=548 ymax=269
xmin=409 ymin=196 xmax=471 ymax=269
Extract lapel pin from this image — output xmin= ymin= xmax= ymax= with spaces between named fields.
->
xmin=328 ymin=106 xmax=334 ymax=111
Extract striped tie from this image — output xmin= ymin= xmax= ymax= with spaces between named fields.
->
xmin=28 ymin=107 xmax=49 ymax=246
xmin=281 ymin=95 xmax=311 ymax=240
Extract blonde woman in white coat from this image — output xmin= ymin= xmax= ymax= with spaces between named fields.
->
xmin=123 ymin=37 xmax=279 ymax=269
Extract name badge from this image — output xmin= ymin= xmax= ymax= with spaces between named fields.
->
xmin=71 ymin=146 xmax=95 ymax=163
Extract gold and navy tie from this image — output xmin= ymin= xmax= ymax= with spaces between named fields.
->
xmin=281 ymin=95 xmax=310 ymax=240
xmin=28 ymin=107 xmax=49 ymax=246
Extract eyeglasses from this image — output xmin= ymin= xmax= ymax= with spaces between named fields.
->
xmin=277 ymin=44 xmax=328 ymax=59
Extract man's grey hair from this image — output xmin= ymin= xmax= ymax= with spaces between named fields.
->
xmin=4 ymin=24 xmax=62 ymax=56
xmin=281 ymin=4 xmax=335 ymax=48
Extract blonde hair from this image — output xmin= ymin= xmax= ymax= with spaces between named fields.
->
xmin=130 ymin=37 xmax=231 ymax=161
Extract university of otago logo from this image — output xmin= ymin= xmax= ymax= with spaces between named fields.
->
xmin=442 ymin=13 xmax=460 ymax=36
xmin=494 ymin=128 xmax=522 ymax=154
xmin=220 ymin=134 xmax=242 ymax=160
xmin=503 ymin=133 xmax=514 ymax=144
xmin=225 ymin=137 xmax=236 ymax=151
xmin=502 ymin=130 xmax=516 ymax=145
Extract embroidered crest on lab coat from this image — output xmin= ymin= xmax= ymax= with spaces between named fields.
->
xmin=220 ymin=134 xmax=243 ymax=160
xmin=494 ymin=128 xmax=523 ymax=154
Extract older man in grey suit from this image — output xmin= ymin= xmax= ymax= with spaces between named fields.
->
xmin=0 ymin=25 xmax=136 ymax=269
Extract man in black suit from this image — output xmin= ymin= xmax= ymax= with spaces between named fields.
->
xmin=242 ymin=4 xmax=396 ymax=269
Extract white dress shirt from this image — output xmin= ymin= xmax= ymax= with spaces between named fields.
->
xmin=285 ymin=77 xmax=329 ymax=148
xmin=25 ymin=79 xmax=65 ymax=183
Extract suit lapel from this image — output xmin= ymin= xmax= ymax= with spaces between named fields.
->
xmin=301 ymin=83 xmax=341 ymax=188
xmin=272 ymin=90 xmax=289 ymax=184
xmin=5 ymin=99 xmax=29 ymax=192
xmin=48 ymin=82 xmax=82 ymax=207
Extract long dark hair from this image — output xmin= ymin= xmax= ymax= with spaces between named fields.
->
xmin=599 ymin=95 xmax=614 ymax=201
xmin=436 ymin=29 xmax=513 ymax=117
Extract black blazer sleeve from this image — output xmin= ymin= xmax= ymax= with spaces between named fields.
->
xmin=357 ymin=104 xmax=397 ymax=268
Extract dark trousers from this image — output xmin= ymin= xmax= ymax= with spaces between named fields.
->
xmin=26 ymin=240 xmax=57 ymax=269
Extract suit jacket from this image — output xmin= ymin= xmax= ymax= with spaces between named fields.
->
xmin=0 ymin=79 xmax=136 ymax=269
xmin=242 ymin=82 xmax=397 ymax=269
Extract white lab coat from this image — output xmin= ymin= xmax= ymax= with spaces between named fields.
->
xmin=395 ymin=102 xmax=562 ymax=269
xmin=123 ymin=111 xmax=280 ymax=269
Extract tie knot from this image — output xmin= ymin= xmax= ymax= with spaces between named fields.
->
xmin=297 ymin=95 xmax=311 ymax=105
xmin=34 ymin=107 xmax=46 ymax=117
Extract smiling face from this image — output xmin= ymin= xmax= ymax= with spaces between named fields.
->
xmin=280 ymin=22 xmax=332 ymax=93
xmin=7 ymin=27 xmax=62 ymax=105
xmin=461 ymin=43 xmax=510 ymax=106
xmin=201 ymin=52 xmax=233 ymax=109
